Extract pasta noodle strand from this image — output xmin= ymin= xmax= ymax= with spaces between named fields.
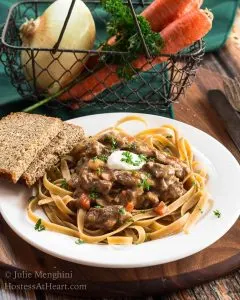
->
xmin=27 ymin=116 xmax=210 ymax=245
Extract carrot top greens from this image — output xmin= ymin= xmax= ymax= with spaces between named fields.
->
xmin=100 ymin=0 xmax=164 ymax=79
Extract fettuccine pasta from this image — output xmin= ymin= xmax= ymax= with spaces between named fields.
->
xmin=28 ymin=116 xmax=209 ymax=245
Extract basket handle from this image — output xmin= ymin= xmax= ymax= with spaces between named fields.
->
xmin=127 ymin=0 xmax=151 ymax=59
xmin=52 ymin=0 xmax=76 ymax=53
xmin=52 ymin=0 xmax=151 ymax=58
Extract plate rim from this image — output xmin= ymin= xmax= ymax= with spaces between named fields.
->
xmin=1 ymin=112 xmax=240 ymax=268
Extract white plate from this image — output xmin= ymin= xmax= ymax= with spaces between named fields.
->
xmin=1 ymin=113 xmax=240 ymax=268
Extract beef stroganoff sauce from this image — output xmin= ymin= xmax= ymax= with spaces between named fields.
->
xmin=27 ymin=116 xmax=209 ymax=245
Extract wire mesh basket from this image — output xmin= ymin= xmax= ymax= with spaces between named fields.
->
xmin=0 ymin=0 xmax=205 ymax=113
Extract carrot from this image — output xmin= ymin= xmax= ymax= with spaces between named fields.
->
xmin=86 ymin=0 xmax=203 ymax=70
xmin=79 ymin=193 xmax=91 ymax=210
xmin=125 ymin=201 xmax=134 ymax=212
xmin=154 ymin=201 xmax=168 ymax=216
xmin=61 ymin=65 xmax=119 ymax=101
xmin=134 ymin=8 xmax=213 ymax=71
xmin=60 ymin=9 xmax=213 ymax=102
xmin=141 ymin=0 xmax=203 ymax=32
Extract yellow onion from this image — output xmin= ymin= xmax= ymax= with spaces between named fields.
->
xmin=20 ymin=0 xmax=96 ymax=94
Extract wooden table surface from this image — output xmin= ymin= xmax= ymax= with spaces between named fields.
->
xmin=1 ymin=9 xmax=240 ymax=300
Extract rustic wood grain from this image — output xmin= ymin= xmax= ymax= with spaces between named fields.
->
xmin=165 ymin=270 xmax=240 ymax=300
xmin=0 ymin=279 xmax=37 ymax=300
xmin=0 ymin=214 xmax=239 ymax=297
xmin=175 ymin=68 xmax=240 ymax=162
xmin=1 ymin=271 xmax=240 ymax=299
xmin=0 ymin=8 xmax=240 ymax=300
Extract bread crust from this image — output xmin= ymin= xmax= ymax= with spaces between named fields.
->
xmin=22 ymin=123 xmax=84 ymax=186
xmin=0 ymin=112 xmax=63 ymax=183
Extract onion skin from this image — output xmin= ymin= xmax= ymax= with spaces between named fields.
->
xmin=20 ymin=0 xmax=96 ymax=94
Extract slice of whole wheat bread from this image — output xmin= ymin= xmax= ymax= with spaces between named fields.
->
xmin=0 ymin=112 xmax=63 ymax=183
xmin=22 ymin=123 xmax=84 ymax=186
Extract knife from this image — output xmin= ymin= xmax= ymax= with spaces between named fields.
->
xmin=208 ymin=89 xmax=240 ymax=152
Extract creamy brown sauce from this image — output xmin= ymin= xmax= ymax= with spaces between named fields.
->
xmin=67 ymin=130 xmax=189 ymax=232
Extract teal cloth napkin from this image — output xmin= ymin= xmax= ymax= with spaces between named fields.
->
xmin=0 ymin=0 xmax=239 ymax=119
xmin=203 ymin=0 xmax=240 ymax=51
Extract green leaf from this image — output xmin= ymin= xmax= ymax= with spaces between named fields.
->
xmin=121 ymin=151 xmax=134 ymax=165
xmin=60 ymin=179 xmax=68 ymax=190
xmin=89 ymin=191 xmax=99 ymax=200
xmin=138 ymin=178 xmax=151 ymax=191
xmin=75 ymin=239 xmax=85 ymax=245
xmin=34 ymin=219 xmax=45 ymax=232
xmin=100 ymin=0 xmax=164 ymax=80
xmin=138 ymin=154 xmax=147 ymax=162
xmin=96 ymin=167 xmax=103 ymax=175
xmin=104 ymin=136 xmax=118 ymax=150
xmin=94 ymin=205 xmax=102 ymax=208
xmin=119 ymin=207 xmax=126 ymax=215
xmin=121 ymin=151 xmax=146 ymax=167
xmin=213 ymin=209 xmax=221 ymax=218
xmin=93 ymin=155 xmax=108 ymax=162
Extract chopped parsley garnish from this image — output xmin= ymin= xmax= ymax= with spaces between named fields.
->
xmin=75 ymin=239 xmax=85 ymax=245
xmin=96 ymin=167 xmax=103 ymax=175
xmin=100 ymin=0 xmax=163 ymax=80
xmin=34 ymin=219 xmax=45 ymax=232
xmin=121 ymin=151 xmax=134 ymax=165
xmin=89 ymin=191 xmax=99 ymax=200
xmin=121 ymin=151 xmax=146 ymax=166
xmin=138 ymin=178 xmax=151 ymax=191
xmin=197 ymin=206 xmax=203 ymax=214
xmin=138 ymin=154 xmax=147 ymax=162
xmin=93 ymin=155 xmax=108 ymax=162
xmin=119 ymin=207 xmax=126 ymax=215
xmin=104 ymin=136 xmax=118 ymax=150
xmin=94 ymin=205 xmax=102 ymax=208
xmin=112 ymin=139 xmax=118 ymax=149
xmin=60 ymin=179 xmax=68 ymax=190
xmin=213 ymin=209 xmax=221 ymax=218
